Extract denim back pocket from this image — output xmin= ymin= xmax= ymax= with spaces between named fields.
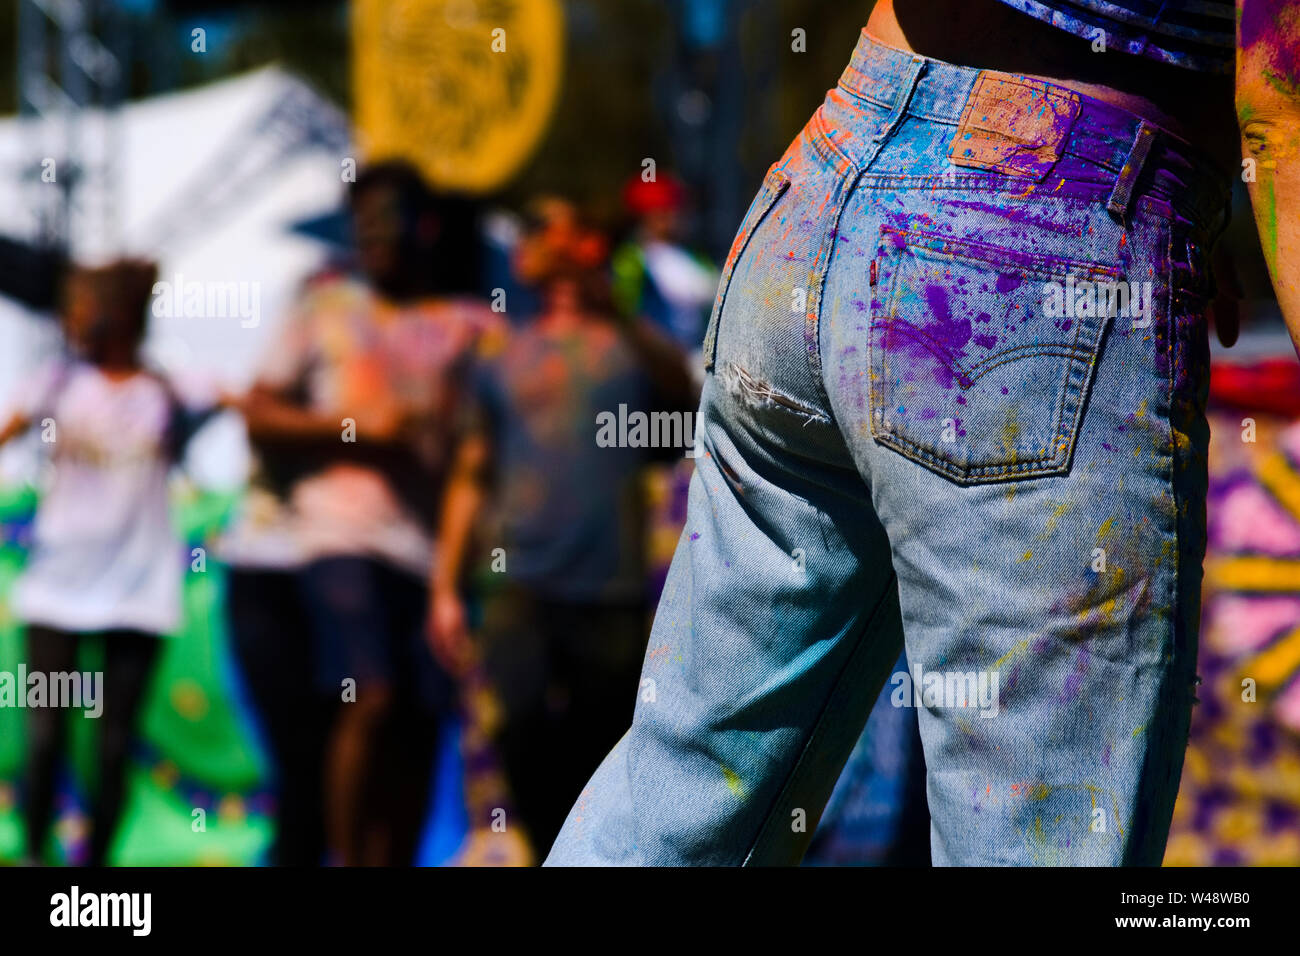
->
xmin=703 ymin=164 xmax=791 ymax=372
xmin=869 ymin=226 xmax=1121 ymax=484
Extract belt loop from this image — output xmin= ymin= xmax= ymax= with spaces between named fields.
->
xmin=873 ymin=55 xmax=927 ymax=143
xmin=1107 ymin=120 xmax=1157 ymax=225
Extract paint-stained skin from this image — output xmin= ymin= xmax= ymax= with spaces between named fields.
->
xmin=1240 ymin=0 xmax=1300 ymax=98
xmin=1237 ymin=0 xmax=1300 ymax=353
xmin=547 ymin=31 xmax=1227 ymax=867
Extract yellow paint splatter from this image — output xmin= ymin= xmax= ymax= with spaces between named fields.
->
xmin=721 ymin=765 xmax=745 ymax=799
xmin=993 ymin=638 xmax=1031 ymax=671
xmin=1001 ymin=409 xmax=1023 ymax=463
xmin=1043 ymin=501 xmax=1073 ymax=537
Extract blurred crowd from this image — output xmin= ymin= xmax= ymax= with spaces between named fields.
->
xmin=2 ymin=159 xmax=720 ymax=866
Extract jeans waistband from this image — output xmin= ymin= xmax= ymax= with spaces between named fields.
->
xmin=836 ymin=30 xmax=1231 ymax=233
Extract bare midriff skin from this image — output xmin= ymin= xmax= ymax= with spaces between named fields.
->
xmin=868 ymin=0 xmax=1239 ymax=172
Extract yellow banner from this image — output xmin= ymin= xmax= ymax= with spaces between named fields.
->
xmin=353 ymin=0 xmax=565 ymax=193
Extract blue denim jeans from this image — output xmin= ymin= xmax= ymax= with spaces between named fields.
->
xmin=546 ymin=31 xmax=1230 ymax=866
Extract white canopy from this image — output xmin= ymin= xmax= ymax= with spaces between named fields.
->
xmin=0 ymin=66 xmax=353 ymax=488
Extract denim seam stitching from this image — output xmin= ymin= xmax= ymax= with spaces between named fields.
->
xmin=868 ymin=230 xmax=1111 ymax=482
xmin=873 ymin=273 xmax=1070 ymax=479
xmin=856 ymin=177 xmax=1138 ymax=211
xmin=888 ymin=227 xmax=1123 ymax=279
xmin=806 ymin=166 xmax=865 ymax=417
xmin=1050 ymin=307 xmax=1094 ymax=469
xmin=704 ymin=169 xmax=791 ymax=372
xmin=873 ymin=58 xmax=929 ymax=144
xmin=1062 ymin=146 xmax=1126 ymax=177
xmin=873 ymin=439 xmax=1064 ymax=480
xmin=836 ymin=74 xmax=973 ymax=126
xmin=863 ymin=176 xmax=1089 ymax=194
xmin=835 ymin=77 xmax=893 ymax=112
xmin=880 ymin=326 xmax=1097 ymax=388
xmin=1162 ymin=213 xmax=1182 ymax=681
xmin=810 ymin=105 xmax=854 ymax=173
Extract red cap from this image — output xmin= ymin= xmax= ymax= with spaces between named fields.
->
xmin=623 ymin=175 xmax=687 ymax=217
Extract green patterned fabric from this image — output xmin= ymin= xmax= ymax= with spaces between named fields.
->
xmin=0 ymin=484 xmax=272 ymax=865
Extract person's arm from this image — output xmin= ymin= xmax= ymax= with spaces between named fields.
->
xmin=618 ymin=316 xmax=699 ymax=414
xmin=1237 ymin=0 xmax=1300 ymax=357
xmin=427 ymin=430 xmax=492 ymax=673
xmin=235 ymin=291 xmax=405 ymax=445
xmin=0 ymin=412 xmax=29 ymax=448
xmin=0 ymin=358 xmax=65 ymax=449
xmin=238 ymin=384 xmax=353 ymax=444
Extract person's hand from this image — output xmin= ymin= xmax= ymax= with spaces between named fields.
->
xmin=223 ymin=389 xmax=260 ymax=417
xmin=427 ymin=586 xmax=474 ymax=675
xmin=356 ymin=404 xmax=410 ymax=444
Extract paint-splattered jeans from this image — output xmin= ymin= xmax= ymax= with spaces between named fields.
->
xmin=546 ymin=31 xmax=1230 ymax=865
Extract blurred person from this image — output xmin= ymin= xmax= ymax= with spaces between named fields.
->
xmin=222 ymin=538 xmax=328 ymax=868
xmin=612 ymin=175 xmax=718 ymax=358
xmin=219 ymin=271 xmax=341 ymax=868
xmin=428 ymin=198 xmax=695 ymax=857
xmin=481 ymin=208 xmax=543 ymax=326
xmin=545 ymin=1 xmax=1300 ymax=866
xmin=613 ymin=174 xmax=718 ymax=613
xmin=236 ymin=161 xmax=496 ymax=866
xmin=0 ymin=260 xmax=197 ymax=865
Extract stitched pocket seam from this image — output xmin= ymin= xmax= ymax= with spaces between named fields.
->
xmin=869 ymin=226 xmax=1115 ymax=484
xmin=703 ymin=167 xmax=792 ymax=372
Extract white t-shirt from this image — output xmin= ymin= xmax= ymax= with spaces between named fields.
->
xmin=9 ymin=359 xmax=182 ymax=635
xmin=641 ymin=240 xmax=718 ymax=309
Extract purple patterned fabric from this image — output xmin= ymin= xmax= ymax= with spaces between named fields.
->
xmin=994 ymin=0 xmax=1234 ymax=74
